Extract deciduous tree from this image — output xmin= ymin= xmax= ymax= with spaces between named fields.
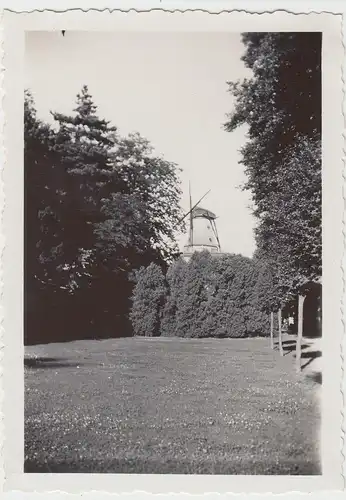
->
xmin=225 ymin=33 xmax=322 ymax=357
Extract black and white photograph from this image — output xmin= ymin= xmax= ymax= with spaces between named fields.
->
xmin=1 ymin=6 xmax=344 ymax=495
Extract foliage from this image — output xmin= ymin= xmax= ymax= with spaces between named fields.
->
xmin=225 ymin=33 xmax=322 ymax=307
xmin=226 ymin=33 xmax=321 ymax=154
xmin=25 ymin=90 xmax=62 ymax=291
xmin=174 ymin=252 xmax=214 ymax=338
xmin=25 ymin=90 xmax=75 ymax=344
xmin=94 ymin=132 xmax=185 ymax=270
xmin=255 ymin=134 xmax=321 ymax=294
xmin=242 ymin=257 xmax=272 ymax=336
xmin=252 ymin=253 xmax=277 ymax=313
xmin=25 ymin=86 xmax=185 ymax=344
xmin=51 ymin=85 xmax=118 ymax=293
xmin=130 ymin=263 xmax=167 ymax=337
xmin=160 ymin=252 xmax=270 ymax=339
xmin=161 ymin=257 xmax=188 ymax=337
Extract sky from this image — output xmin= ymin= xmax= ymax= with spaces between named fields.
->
xmin=25 ymin=31 xmax=256 ymax=257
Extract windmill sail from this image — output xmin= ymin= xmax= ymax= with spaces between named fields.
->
xmin=189 ymin=181 xmax=193 ymax=247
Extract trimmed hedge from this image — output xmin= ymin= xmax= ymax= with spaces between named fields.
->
xmin=130 ymin=251 xmax=271 ymax=338
xmin=167 ymin=252 xmax=270 ymax=338
xmin=160 ymin=257 xmax=188 ymax=337
xmin=130 ymin=262 xmax=167 ymax=337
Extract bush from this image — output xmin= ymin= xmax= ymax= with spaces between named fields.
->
xmin=161 ymin=257 xmax=188 ymax=337
xmin=174 ymin=251 xmax=214 ymax=337
xmin=167 ymin=251 xmax=270 ymax=338
xmin=130 ymin=263 xmax=167 ymax=337
xmin=129 ymin=251 xmax=271 ymax=339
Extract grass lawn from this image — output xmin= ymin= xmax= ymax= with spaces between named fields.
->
xmin=25 ymin=336 xmax=321 ymax=474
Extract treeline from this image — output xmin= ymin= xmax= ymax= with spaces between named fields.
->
xmin=25 ymin=86 xmax=185 ymax=345
xmin=130 ymin=251 xmax=274 ymax=339
xmin=224 ymin=33 xmax=322 ymax=369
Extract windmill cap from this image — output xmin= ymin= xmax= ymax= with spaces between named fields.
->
xmin=192 ymin=206 xmax=217 ymax=219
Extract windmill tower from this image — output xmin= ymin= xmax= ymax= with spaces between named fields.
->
xmin=182 ymin=184 xmax=223 ymax=262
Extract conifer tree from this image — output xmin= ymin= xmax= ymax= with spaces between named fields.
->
xmin=51 ymin=85 xmax=118 ymax=291
xmin=130 ymin=263 xmax=167 ymax=337
xmin=161 ymin=257 xmax=188 ymax=337
xmin=175 ymin=251 xmax=212 ymax=338
xmin=161 ymin=252 xmax=271 ymax=339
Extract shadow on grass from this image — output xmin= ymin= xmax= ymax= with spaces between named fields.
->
xmin=300 ymin=350 xmax=322 ymax=373
xmin=274 ymin=341 xmax=311 ymax=356
xmin=280 ymin=340 xmax=297 ymax=346
xmin=301 ymin=350 xmax=322 ymax=359
xmin=24 ymin=357 xmax=83 ymax=369
xmin=278 ymin=346 xmax=321 ymax=372
xmin=305 ymin=371 xmax=322 ymax=384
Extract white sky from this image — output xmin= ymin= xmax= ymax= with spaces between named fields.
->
xmin=25 ymin=31 xmax=256 ymax=257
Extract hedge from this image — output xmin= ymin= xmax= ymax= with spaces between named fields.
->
xmin=130 ymin=251 xmax=271 ymax=338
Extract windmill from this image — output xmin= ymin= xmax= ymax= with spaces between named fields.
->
xmin=181 ymin=184 xmax=222 ymax=261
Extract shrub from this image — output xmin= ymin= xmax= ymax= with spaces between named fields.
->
xmin=167 ymin=252 xmax=271 ymax=338
xmin=161 ymin=257 xmax=188 ymax=337
xmin=130 ymin=251 xmax=272 ymax=339
xmin=130 ymin=262 xmax=167 ymax=337
xmin=174 ymin=251 xmax=214 ymax=337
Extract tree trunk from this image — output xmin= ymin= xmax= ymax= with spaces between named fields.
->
xmin=317 ymin=293 xmax=322 ymax=337
xmin=270 ymin=311 xmax=274 ymax=349
xmin=278 ymin=307 xmax=283 ymax=356
xmin=296 ymin=294 xmax=306 ymax=373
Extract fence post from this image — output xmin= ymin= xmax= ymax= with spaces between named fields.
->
xmin=270 ymin=311 xmax=274 ymax=349
xmin=278 ymin=307 xmax=283 ymax=356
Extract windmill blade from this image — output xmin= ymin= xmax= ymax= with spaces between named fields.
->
xmin=189 ymin=181 xmax=192 ymax=213
xmin=213 ymin=220 xmax=221 ymax=252
xmin=211 ymin=219 xmax=221 ymax=251
xmin=189 ymin=181 xmax=193 ymax=246
xmin=178 ymin=189 xmax=211 ymax=224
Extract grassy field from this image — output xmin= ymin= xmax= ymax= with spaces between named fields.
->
xmin=25 ymin=336 xmax=321 ymax=474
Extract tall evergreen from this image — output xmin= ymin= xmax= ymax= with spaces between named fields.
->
xmin=175 ymin=252 xmax=212 ymax=338
xmin=130 ymin=263 xmax=167 ymax=337
xmin=51 ymin=85 xmax=118 ymax=290
xmin=161 ymin=257 xmax=189 ymax=337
